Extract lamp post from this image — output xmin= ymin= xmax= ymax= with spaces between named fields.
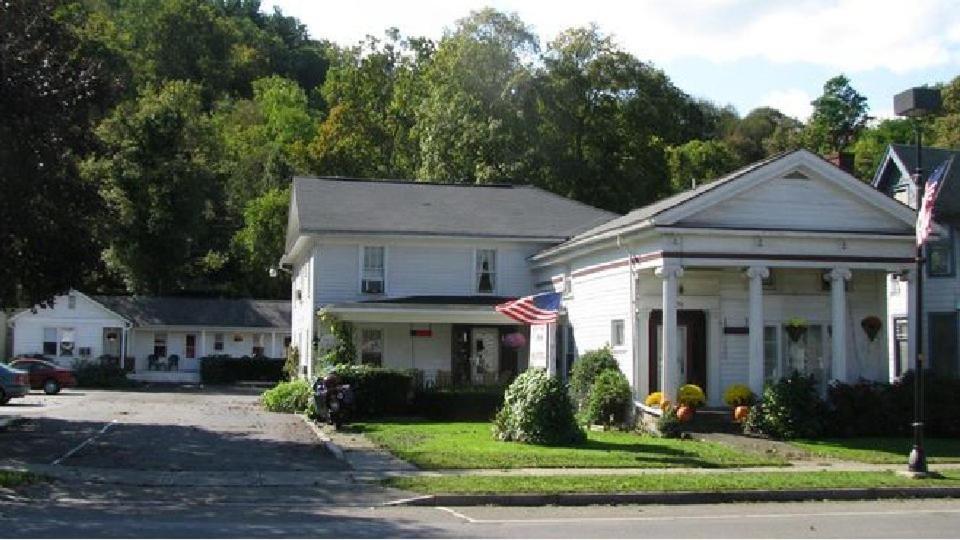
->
xmin=893 ymin=87 xmax=941 ymax=475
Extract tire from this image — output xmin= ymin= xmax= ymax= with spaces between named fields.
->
xmin=43 ymin=379 xmax=61 ymax=395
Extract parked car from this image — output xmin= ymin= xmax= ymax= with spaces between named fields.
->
xmin=0 ymin=363 xmax=29 ymax=405
xmin=9 ymin=358 xmax=76 ymax=394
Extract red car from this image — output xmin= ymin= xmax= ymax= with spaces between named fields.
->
xmin=9 ymin=358 xmax=77 ymax=394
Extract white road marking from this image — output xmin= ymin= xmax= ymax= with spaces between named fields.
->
xmin=435 ymin=505 xmax=960 ymax=525
xmin=52 ymin=420 xmax=117 ymax=465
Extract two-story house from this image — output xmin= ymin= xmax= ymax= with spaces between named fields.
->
xmin=873 ymin=143 xmax=960 ymax=380
xmin=285 ymin=151 xmax=919 ymax=404
xmin=281 ymin=177 xmax=616 ymax=384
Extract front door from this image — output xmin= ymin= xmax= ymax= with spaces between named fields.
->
xmin=648 ymin=310 xmax=707 ymax=394
xmin=471 ymin=327 xmax=500 ymax=384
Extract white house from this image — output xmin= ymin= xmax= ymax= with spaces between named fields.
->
xmin=9 ymin=291 xmax=291 ymax=383
xmin=873 ymin=144 xmax=960 ymax=381
xmin=284 ymin=150 xmax=918 ymax=405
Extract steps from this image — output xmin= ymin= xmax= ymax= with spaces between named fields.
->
xmin=687 ymin=407 xmax=742 ymax=434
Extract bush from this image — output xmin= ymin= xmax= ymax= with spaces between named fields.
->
xmin=200 ymin=356 xmax=285 ymax=384
xmin=494 ymin=369 xmax=585 ymax=445
xmin=582 ymin=369 xmax=632 ymax=426
xmin=568 ymin=347 xmax=619 ymax=410
xmin=329 ymin=364 xmax=415 ymax=419
xmin=413 ymin=385 xmax=505 ymax=421
xmin=677 ymin=384 xmax=706 ymax=407
xmin=743 ymin=372 xmax=825 ymax=439
xmin=644 ymin=391 xmax=663 ymax=407
xmin=73 ymin=359 xmax=137 ymax=388
xmin=261 ymin=379 xmax=311 ymax=413
xmin=724 ymin=384 xmax=755 ymax=407
xmin=283 ymin=347 xmax=300 ymax=381
xmin=656 ymin=405 xmax=683 ymax=438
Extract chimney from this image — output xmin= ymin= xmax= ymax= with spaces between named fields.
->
xmin=826 ymin=151 xmax=855 ymax=174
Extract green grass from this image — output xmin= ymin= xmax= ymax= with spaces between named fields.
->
xmin=0 ymin=470 xmax=38 ymax=489
xmin=352 ymin=420 xmax=786 ymax=469
xmin=385 ymin=470 xmax=960 ymax=495
xmin=792 ymin=438 xmax=960 ymax=464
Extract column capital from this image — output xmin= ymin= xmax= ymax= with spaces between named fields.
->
xmin=825 ymin=267 xmax=852 ymax=282
xmin=654 ymin=265 xmax=684 ymax=280
xmin=745 ymin=266 xmax=770 ymax=280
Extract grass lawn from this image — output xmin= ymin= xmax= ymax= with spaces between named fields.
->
xmin=792 ymin=438 xmax=960 ymax=464
xmin=0 ymin=470 xmax=37 ymax=489
xmin=385 ymin=470 xmax=960 ymax=495
xmin=352 ymin=420 xmax=787 ymax=469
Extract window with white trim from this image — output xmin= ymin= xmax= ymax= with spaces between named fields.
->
xmin=185 ymin=334 xmax=197 ymax=359
xmin=476 ymin=249 xmax=497 ymax=294
xmin=43 ymin=327 xmax=58 ymax=356
xmin=610 ymin=320 xmax=625 ymax=347
xmin=359 ymin=328 xmax=383 ymax=366
xmin=59 ymin=328 xmax=75 ymax=357
xmin=252 ymin=334 xmax=266 ymax=357
xmin=153 ymin=332 xmax=167 ymax=357
xmin=361 ymin=246 xmax=385 ymax=294
xmin=214 ymin=332 xmax=224 ymax=351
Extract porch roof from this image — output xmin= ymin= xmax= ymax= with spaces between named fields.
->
xmin=321 ymin=296 xmax=518 ymax=324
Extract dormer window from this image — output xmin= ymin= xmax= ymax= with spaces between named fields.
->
xmin=476 ymin=249 xmax=497 ymax=294
xmin=361 ymin=246 xmax=385 ymax=294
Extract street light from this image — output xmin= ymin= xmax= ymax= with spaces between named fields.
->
xmin=893 ymin=87 xmax=941 ymax=476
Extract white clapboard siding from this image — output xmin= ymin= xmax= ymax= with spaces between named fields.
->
xmin=11 ymin=293 xmax=126 ymax=361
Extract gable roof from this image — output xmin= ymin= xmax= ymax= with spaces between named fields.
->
xmin=285 ymin=177 xmax=618 ymax=251
xmin=92 ymin=296 xmax=290 ymax=329
xmin=875 ymin=144 xmax=960 ymax=221
xmin=534 ymin=149 xmax=917 ymax=261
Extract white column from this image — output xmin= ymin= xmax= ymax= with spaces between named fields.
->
xmin=200 ymin=330 xmax=207 ymax=358
xmin=746 ymin=266 xmax=769 ymax=395
xmin=271 ymin=332 xmax=278 ymax=358
xmin=827 ymin=267 xmax=852 ymax=382
xmin=655 ymin=265 xmax=683 ymax=402
xmin=120 ymin=327 xmax=128 ymax=371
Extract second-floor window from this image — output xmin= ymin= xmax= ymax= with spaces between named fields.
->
xmin=476 ymin=249 xmax=497 ymax=293
xmin=927 ymin=230 xmax=954 ymax=277
xmin=361 ymin=246 xmax=385 ymax=294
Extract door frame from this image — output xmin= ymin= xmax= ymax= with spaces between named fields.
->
xmin=647 ymin=309 xmax=708 ymax=395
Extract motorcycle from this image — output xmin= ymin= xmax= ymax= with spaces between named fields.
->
xmin=312 ymin=374 xmax=355 ymax=428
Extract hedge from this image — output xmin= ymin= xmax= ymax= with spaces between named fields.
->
xmin=329 ymin=364 xmax=416 ymax=418
xmin=413 ymin=385 xmax=505 ymax=421
xmin=200 ymin=356 xmax=285 ymax=384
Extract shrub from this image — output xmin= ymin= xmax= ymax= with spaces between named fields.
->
xmin=644 ymin=391 xmax=664 ymax=407
xmin=743 ymin=372 xmax=824 ymax=439
xmin=413 ymin=385 xmax=505 ymax=421
xmin=283 ymin=346 xmax=300 ymax=381
xmin=200 ymin=356 xmax=285 ymax=384
xmin=677 ymin=384 xmax=706 ymax=407
xmin=568 ymin=347 xmax=620 ymax=410
xmin=329 ymin=364 xmax=415 ymax=419
xmin=723 ymin=384 xmax=756 ymax=407
xmin=494 ymin=369 xmax=585 ymax=445
xmin=261 ymin=379 xmax=311 ymax=413
xmin=73 ymin=359 xmax=137 ymax=388
xmin=656 ymin=405 xmax=683 ymax=438
xmin=582 ymin=369 xmax=632 ymax=426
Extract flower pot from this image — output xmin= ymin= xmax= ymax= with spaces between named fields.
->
xmin=733 ymin=405 xmax=750 ymax=423
xmin=676 ymin=405 xmax=695 ymax=423
xmin=861 ymin=316 xmax=882 ymax=342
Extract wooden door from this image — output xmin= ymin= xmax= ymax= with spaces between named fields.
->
xmin=648 ymin=310 xmax=707 ymax=394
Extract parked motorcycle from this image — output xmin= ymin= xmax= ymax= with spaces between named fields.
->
xmin=313 ymin=374 xmax=355 ymax=428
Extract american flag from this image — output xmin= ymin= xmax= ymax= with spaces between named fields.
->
xmin=917 ymin=158 xmax=953 ymax=247
xmin=495 ymin=292 xmax=562 ymax=325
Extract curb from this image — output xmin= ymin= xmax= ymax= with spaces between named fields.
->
xmin=0 ymin=416 xmax=25 ymax=431
xmin=297 ymin=414 xmax=346 ymax=462
xmin=385 ymin=486 xmax=960 ymax=507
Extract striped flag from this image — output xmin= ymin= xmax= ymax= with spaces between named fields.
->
xmin=495 ymin=292 xmax=562 ymax=325
xmin=917 ymin=158 xmax=953 ymax=246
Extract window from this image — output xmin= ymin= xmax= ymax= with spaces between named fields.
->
xmin=893 ymin=317 xmax=909 ymax=378
xmin=283 ymin=335 xmax=292 ymax=356
xmin=78 ymin=347 xmax=91 ymax=357
xmin=214 ymin=333 xmax=224 ymax=351
xmin=361 ymin=246 xmax=385 ymax=294
xmin=43 ymin=327 xmax=58 ymax=356
xmin=929 ymin=313 xmax=958 ymax=378
xmin=610 ymin=320 xmax=625 ymax=347
xmin=359 ymin=328 xmax=383 ymax=366
xmin=153 ymin=332 xmax=167 ymax=358
xmin=252 ymin=334 xmax=265 ymax=357
xmin=927 ymin=231 xmax=954 ymax=277
xmin=59 ymin=328 xmax=75 ymax=357
xmin=67 ymin=295 xmax=76 ymax=309
xmin=185 ymin=334 xmax=197 ymax=359
xmin=476 ymin=249 xmax=497 ymax=293
xmin=782 ymin=324 xmax=828 ymax=393
xmin=763 ymin=326 xmax=780 ymax=383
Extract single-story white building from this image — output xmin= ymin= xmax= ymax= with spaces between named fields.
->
xmin=9 ymin=291 xmax=291 ymax=383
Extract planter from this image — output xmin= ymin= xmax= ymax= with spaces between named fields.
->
xmin=733 ymin=405 xmax=751 ymax=423
xmin=676 ymin=405 xmax=695 ymax=423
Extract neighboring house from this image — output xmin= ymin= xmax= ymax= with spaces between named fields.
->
xmin=281 ymin=177 xmax=616 ymax=384
xmin=284 ymin=151 xmax=917 ymax=405
xmin=9 ymin=291 xmax=291 ymax=383
xmin=873 ymin=143 xmax=960 ymax=380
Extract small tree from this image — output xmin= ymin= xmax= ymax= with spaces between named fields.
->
xmin=494 ymin=369 xmax=584 ymax=445
xmin=568 ymin=346 xmax=619 ymax=412
xmin=582 ymin=369 xmax=632 ymax=427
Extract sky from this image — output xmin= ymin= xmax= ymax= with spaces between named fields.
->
xmin=262 ymin=0 xmax=960 ymax=121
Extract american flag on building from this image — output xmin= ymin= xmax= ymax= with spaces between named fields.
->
xmin=917 ymin=158 xmax=954 ymax=247
xmin=495 ymin=292 xmax=562 ymax=325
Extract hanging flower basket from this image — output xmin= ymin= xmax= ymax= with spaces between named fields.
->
xmin=861 ymin=316 xmax=882 ymax=342
xmin=785 ymin=317 xmax=808 ymax=342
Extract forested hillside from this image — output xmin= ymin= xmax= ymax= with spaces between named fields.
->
xmin=4 ymin=0 xmax=959 ymax=307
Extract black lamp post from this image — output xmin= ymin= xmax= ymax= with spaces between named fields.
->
xmin=893 ymin=87 xmax=941 ymax=475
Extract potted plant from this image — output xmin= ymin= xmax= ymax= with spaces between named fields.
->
xmin=784 ymin=317 xmax=808 ymax=342
xmin=723 ymin=383 xmax=756 ymax=422
xmin=676 ymin=384 xmax=705 ymax=423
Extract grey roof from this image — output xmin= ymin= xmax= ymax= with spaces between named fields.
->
xmin=286 ymin=177 xmax=618 ymax=250
xmin=879 ymin=144 xmax=960 ymax=221
xmin=92 ymin=296 xmax=290 ymax=329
